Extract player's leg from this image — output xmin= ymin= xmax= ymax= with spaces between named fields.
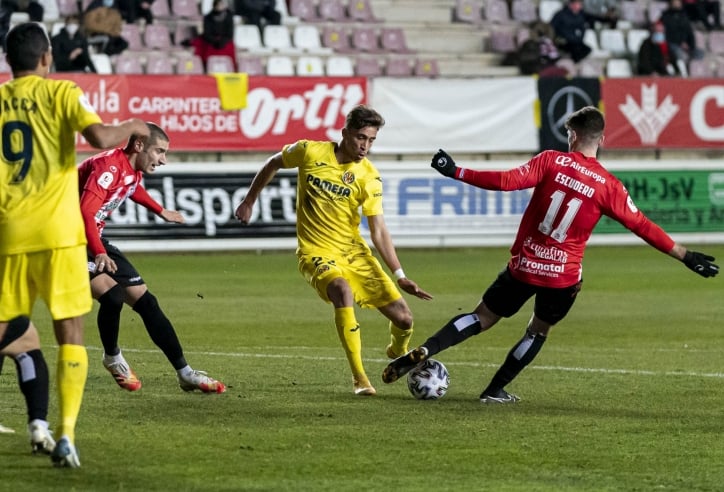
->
xmin=0 ymin=254 xmax=55 ymax=455
xmin=125 ymin=283 xmax=225 ymax=394
xmin=480 ymin=280 xmax=582 ymax=403
xmin=90 ymin=271 xmax=142 ymax=392
xmin=0 ymin=317 xmax=54 ymax=454
xmin=299 ymin=253 xmax=373 ymax=396
xmin=43 ymin=246 xmax=91 ymax=468
xmin=383 ymin=268 xmax=531 ymax=384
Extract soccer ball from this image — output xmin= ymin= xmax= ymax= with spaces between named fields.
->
xmin=406 ymin=359 xmax=450 ymax=400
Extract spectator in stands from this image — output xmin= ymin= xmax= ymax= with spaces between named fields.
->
xmin=84 ymin=0 xmax=129 ymax=56
xmin=0 ymin=0 xmax=43 ymax=45
xmin=121 ymin=0 xmax=156 ymax=24
xmin=582 ymin=0 xmax=618 ymax=29
xmin=187 ymin=0 xmax=238 ymax=72
xmin=234 ymin=0 xmax=280 ymax=33
xmin=682 ymin=0 xmax=721 ymax=31
xmin=661 ymin=0 xmax=705 ymax=62
xmin=637 ymin=20 xmax=681 ymax=76
xmin=550 ymin=0 xmax=592 ymax=62
xmin=517 ymin=21 xmax=569 ymax=77
xmin=51 ymin=14 xmax=97 ymax=73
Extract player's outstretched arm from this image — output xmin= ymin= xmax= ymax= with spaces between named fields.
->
xmin=82 ymin=119 xmax=149 ymax=149
xmin=159 ymin=209 xmax=185 ymax=223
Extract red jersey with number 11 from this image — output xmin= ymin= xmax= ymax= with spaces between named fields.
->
xmin=455 ymin=150 xmax=674 ymax=288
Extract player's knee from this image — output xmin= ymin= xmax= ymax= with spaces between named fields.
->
xmin=132 ymin=291 xmax=160 ymax=315
xmin=98 ymin=284 xmax=124 ymax=311
xmin=0 ymin=316 xmax=32 ymax=352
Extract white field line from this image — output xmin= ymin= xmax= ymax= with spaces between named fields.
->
xmin=85 ymin=346 xmax=724 ymax=380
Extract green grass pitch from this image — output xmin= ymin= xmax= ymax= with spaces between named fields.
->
xmin=1 ymin=245 xmax=723 ymax=491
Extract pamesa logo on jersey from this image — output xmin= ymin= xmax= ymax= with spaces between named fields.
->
xmin=306 ymin=175 xmax=352 ymax=197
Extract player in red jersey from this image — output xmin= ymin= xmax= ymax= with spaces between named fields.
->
xmin=383 ymin=106 xmax=718 ymax=403
xmin=78 ymin=122 xmax=226 ymax=394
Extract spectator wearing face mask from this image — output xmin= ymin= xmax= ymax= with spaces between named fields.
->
xmin=51 ymin=15 xmax=98 ymax=73
xmin=637 ymin=21 xmax=681 ymax=76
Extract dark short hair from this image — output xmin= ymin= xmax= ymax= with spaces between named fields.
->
xmin=147 ymin=122 xmax=169 ymax=145
xmin=565 ymin=106 xmax=605 ymax=144
xmin=345 ymin=105 xmax=385 ymax=132
xmin=5 ymin=22 xmax=49 ymax=72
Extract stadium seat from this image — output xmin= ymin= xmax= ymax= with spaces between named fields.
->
xmin=200 ymin=0 xmax=213 ymax=15
xmin=489 ymin=27 xmax=517 ymax=53
xmin=577 ymin=58 xmax=604 ymax=77
xmin=146 ymin=54 xmax=175 ymax=74
xmin=234 ymin=24 xmax=272 ymax=53
xmin=414 ymin=58 xmax=440 ymax=77
xmin=350 ymin=26 xmax=383 ymax=53
xmin=555 ymin=57 xmax=577 ymax=76
xmin=687 ymin=58 xmax=715 ymax=78
xmin=346 ymin=0 xmax=382 ymax=22
xmin=263 ymin=25 xmax=301 ymax=54
xmin=151 ymin=0 xmax=172 ymax=19
xmin=599 ymin=28 xmax=627 ymax=57
xmin=39 ymin=0 xmax=60 ymax=22
xmin=707 ymin=31 xmax=724 ymax=55
xmin=266 ymin=55 xmax=295 ymax=75
xmin=206 ymin=55 xmax=236 ymax=73
xmin=144 ymin=23 xmax=174 ymax=51
xmin=538 ymin=0 xmax=562 ymax=23
xmin=354 ymin=56 xmax=382 ymax=76
xmin=619 ymin=1 xmax=647 ymax=28
xmin=483 ymin=0 xmax=512 ymax=24
xmin=380 ymin=27 xmax=414 ymax=54
xmin=511 ymin=0 xmax=537 ymax=23
xmin=274 ymin=0 xmax=300 ymax=25
xmin=326 ymin=55 xmax=355 ymax=76
xmin=237 ymin=55 xmax=264 ymax=75
xmin=175 ymin=23 xmax=198 ymax=46
xmin=321 ymin=25 xmax=356 ymax=53
xmin=605 ymin=58 xmax=633 ymax=78
xmin=90 ymin=53 xmax=113 ymax=74
xmin=56 ymin=0 xmax=78 ymax=16
xmin=176 ymin=54 xmax=205 ymax=74
xmin=318 ymin=0 xmax=351 ymax=22
xmin=114 ymin=53 xmax=144 ymax=74
xmin=50 ymin=21 xmax=64 ymax=37
xmin=647 ymin=1 xmax=667 ymax=23
xmin=0 ymin=56 xmax=11 ymax=73
xmin=120 ymin=23 xmax=144 ymax=51
xmin=293 ymin=25 xmax=333 ymax=54
xmin=384 ymin=57 xmax=413 ymax=76
xmin=452 ymin=0 xmax=483 ymax=25
xmin=583 ymin=28 xmax=610 ymax=58
xmin=171 ymin=0 xmax=201 ymax=19
xmin=296 ymin=55 xmax=325 ymax=75
xmin=289 ymin=0 xmax=323 ymax=22
xmin=626 ymin=29 xmax=650 ymax=56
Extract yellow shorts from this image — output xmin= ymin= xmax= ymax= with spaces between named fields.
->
xmin=298 ymin=251 xmax=402 ymax=309
xmin=0 ymin=245 xmax=92 ymax=321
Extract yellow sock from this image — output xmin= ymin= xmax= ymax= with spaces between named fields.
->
xmin=389 ymin=322 xmax=414 ymax=356
xmin=56 ymin=344 xmax=88 ymax=443
xmin=334 ymin=307 xmax=365 ymax=377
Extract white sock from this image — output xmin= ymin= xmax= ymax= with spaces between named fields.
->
xmin=176 ymin=365 xmax=193 ymax=379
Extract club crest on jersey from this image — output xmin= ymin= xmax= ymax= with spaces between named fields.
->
xmin=97 ymin=172 xmax=114 ymax=189
xmin=342 ymin=171 xmax=355 ymax=185
xmin=318 ymin=264 xmax=330 ymax=274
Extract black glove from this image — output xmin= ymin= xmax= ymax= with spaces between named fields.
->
xmin=431 ymin=149 xmax=458 ymax=178
xmin=683 ymin=251 xmax=719 ymax=278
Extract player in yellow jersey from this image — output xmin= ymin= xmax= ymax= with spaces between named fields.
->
xmin=0 ymin=22 xmax=148 ymax=468
xmin=235 ymin=105 xmax=432 ymax=396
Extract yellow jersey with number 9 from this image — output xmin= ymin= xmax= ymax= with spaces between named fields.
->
xmin=281 ymin=139 xmax=384 ymax=256
xmin=0 ymin=75 xmax=102 ymax=255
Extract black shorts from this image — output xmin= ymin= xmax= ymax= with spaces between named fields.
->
xmin=88 ymin=238 xmax=145 ymax=287
xmin=482 ymin=267 xmax=581 ymax=325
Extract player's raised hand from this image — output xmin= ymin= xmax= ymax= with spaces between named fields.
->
xmin=683 ymin=251 xmax=719 ymax=278
xmin=431 ymin=149 xmax=458 ymax=178
xmin=397 ymin=277 xmax=433 ymax=300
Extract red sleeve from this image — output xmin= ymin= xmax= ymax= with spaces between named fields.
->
xmin=130 ymin=185 xmax=163 ymax=215
xmin=454 ymin=152 xmax=550 ymax=191
xmin=79 ymin=191 xmax=107 ymax=257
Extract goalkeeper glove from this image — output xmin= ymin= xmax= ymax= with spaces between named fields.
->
xmin=431 ymin=149 xmax=458 ymax=178
xmin=682 ymin=251 xmax=719 ymax=278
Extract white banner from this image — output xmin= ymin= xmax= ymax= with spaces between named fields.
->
xmin=370 ymin=77 xmax=539 ymax=154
